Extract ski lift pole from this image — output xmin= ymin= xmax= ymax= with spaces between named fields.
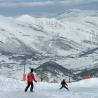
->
xmin=69 ymin=75 xmax=70 ymax=83
xmin=41 ymin=67 xmax=44 ymax=82
xmin=16 ymin=64 xmax=18 ymax=80
xmin=23 ymin=64 xmax=26 ymax=81
xmin=69 ymin=73 xmax=71 ymax=83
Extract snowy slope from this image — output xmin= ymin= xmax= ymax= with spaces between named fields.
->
xmin=0 ymin=76 xmax=98 ymax=98
xmin=17 ymin=13 xmax=98 ymax=47
xmin=57 ymin=10 xmax=98 ymax=47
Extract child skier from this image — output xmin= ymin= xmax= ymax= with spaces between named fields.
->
xmin=60 ymin=79 xmax=69 ymax=91
xmin=25 ymin=68 xmax=37 ymax=92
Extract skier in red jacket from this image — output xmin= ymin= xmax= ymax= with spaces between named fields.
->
xmin=25 ymin=68 xmax=37 ymax=92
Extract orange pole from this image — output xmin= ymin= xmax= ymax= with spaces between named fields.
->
xmin=22 ymin=64 xmax=26 ymax=81
xmin=23 ymin=73 xmax=26 ymax=81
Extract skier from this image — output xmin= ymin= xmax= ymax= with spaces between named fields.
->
xmin=25 ymin=68 xmax=37 ymax=92
xmin=60 ymin=79 xmax=69 ymax=91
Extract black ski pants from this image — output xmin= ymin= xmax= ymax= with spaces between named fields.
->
xmin=25 ymin=82 xmax=34 ymax=92
xmin=60 ymin=85 xmax=69 ymax=91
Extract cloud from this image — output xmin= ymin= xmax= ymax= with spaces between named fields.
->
xmin=0 ymin=0 xmax=98 ymax=8
xmin=0 ymin=1 xmax=54 ymax=7
xmin=58 ymin=0 xmax=98 ymax=5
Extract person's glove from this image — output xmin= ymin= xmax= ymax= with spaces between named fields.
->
xmin=35 ymin=80 xmax=37 ymax=82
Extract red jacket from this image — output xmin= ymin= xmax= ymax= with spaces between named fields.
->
xmin=27 ymin=72 xmax=36 ymax=83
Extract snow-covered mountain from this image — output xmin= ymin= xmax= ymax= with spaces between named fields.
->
xmin=0 ymin=10 xmax=98 ymax=81
xmin=35 ymin=61 xmax=79 ymax=82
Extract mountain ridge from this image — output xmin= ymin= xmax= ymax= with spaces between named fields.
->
xmin=0 ymin=10 xmax=98 ymax=80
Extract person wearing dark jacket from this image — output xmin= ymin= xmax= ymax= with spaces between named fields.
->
xmin=25 ymin=68 xmax=37 ymax=92
xmin=60 ymin=79 xmax=69 ymax=91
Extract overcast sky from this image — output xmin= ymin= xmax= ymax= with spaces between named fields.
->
xmin=0 ymin=0 xmax=98 ymax=16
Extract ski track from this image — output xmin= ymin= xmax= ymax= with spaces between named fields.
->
xmin=0 ymin=83 xmax=98 ymax=98
xmin=0 ymin=77 xmax=98 ymax=98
